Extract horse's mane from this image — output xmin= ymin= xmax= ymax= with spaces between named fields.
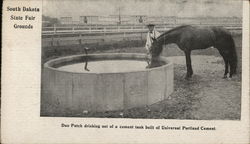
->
xmin=156 ymin=25 xmax=191 ymax=40
xmin=151 ymin=25 xmax=191 ymax=57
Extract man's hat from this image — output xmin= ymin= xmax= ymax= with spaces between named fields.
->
xmin=146 ymin=23 xmax=155 ymax=27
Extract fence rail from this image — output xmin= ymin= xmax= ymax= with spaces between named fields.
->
xmin=42 ymin=24 xmax=242 ymax=36
xmin=42 ymin=24 xmax=242 ymax=47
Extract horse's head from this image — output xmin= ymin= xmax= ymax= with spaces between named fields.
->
xmin=149 ymin=39 xmax=162 ymax=58
xmin=147 ymin=40 xmax=164 ymax=68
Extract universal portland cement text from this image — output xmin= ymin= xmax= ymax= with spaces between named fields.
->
xmin=62 ymin=123 xmax=216 ymax=131
xmin=161 ymin=126 xmax=216 ymax=130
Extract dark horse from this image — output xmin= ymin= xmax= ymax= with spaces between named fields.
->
xmin=149 ymin=25 xmax=237 ymax=79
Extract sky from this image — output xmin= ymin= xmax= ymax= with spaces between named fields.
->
xmin=42 ymin=0 xmax=242 ymax=20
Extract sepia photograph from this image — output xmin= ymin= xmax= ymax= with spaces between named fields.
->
xmin=40 ymin=0 xmax=243 ymax=120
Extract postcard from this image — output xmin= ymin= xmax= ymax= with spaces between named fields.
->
xmin=1 ymin=0 xmax=249 ymax=143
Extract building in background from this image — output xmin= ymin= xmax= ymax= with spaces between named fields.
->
xmin=55 ymin=15 xmax=242 ymax=26
xmin=98 ymin=15 xmax=119 ymax=25
xmin=60 ymin=17 xmax=73 ymax=25
xmin=162 ymin=16 xmax=176 ymax=25
xmin=79 ymin=16 xmax=99 ymax=24
xmin=133 ymin=15 xmax=147 ymax=24
xmin=176 ymin=17 xmax=242 ymax=26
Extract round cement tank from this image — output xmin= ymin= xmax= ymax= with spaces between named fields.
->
xmin=41 ymin=53 xmax=173 ymax=115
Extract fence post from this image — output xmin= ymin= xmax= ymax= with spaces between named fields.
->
xmin=104 ymin=27 xmax=106 ymax=36
xmin=79 ymin=34 xmax=82 ymax=45
xmin=53 ymin=25 xmax=56 ymax=34
xmin=51 ymin=35 xmax=54 ymax=47
xmin=141 ymin=32 xmax=143 ymax=41
xmin=57 ymin=39 xmax=60 ymax=46
xmin=123 ymin=32 xmax=126 ymax=40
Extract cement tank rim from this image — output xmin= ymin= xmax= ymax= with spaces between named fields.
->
xmin=43 ymin=53 xmax=173 ymax=74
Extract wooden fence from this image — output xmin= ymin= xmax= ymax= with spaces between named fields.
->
xmin=42 ymin=24 xmax=242 ymax=47
xmin=42 ymin=24 xmax=242 ymax=36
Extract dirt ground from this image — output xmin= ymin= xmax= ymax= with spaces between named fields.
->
xmin=165 ymin=56 xmax=241 ymax=120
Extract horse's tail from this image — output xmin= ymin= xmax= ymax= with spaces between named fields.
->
xmin=229 ymin=35 xmax=237 ymax=74
xmin=223 ymin=30 xmax=237 ymax=75
xmin=213 ymin=27 xmax=237 ymax=75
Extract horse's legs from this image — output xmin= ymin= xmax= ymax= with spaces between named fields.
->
xmin=221 ymin=55 xmax=229 ymax=78
xmin=224 ymin=60 xmax=229 ymax=78
xmin=184 ymin=51 xmax=193 ymax=79
xmin=217 ymin=48 xmax=230 ymax=78
xmin=229 ymin=58 xmax=235 ymax=78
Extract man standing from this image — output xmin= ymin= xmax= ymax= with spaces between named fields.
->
xmin=145 ymin=24 xmax=161 ymax=55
